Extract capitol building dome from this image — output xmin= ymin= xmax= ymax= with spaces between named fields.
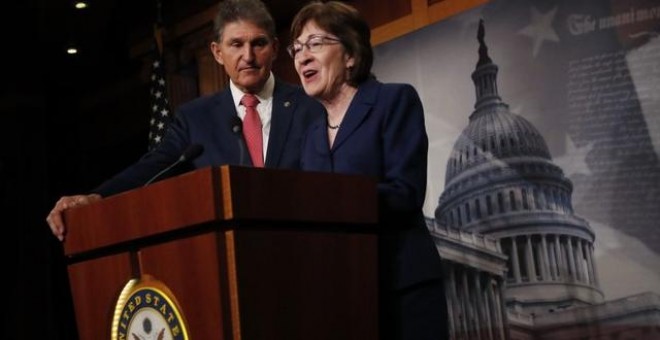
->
xmin=444 ymin=104 xmax=552 ymax=183
xmin=434 ymin=21 xmax=603 ymax=315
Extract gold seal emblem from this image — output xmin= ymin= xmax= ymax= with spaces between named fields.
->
xmin=111 ymin=275 xmax=189 ymax=340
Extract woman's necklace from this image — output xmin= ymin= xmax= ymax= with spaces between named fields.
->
xmin=325 ymin=87 xmax=356 ymax=131
xmin=327 ymin=120 xmax=341 ymax=130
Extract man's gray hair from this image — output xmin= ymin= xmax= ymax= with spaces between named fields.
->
xmin=213 ymin=0 xmax=277 ymax=42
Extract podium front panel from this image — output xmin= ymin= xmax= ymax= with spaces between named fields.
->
xmin=231 ymin=228 xmax=379 ymax=340
xmin=138 ymin=232 xmax=229 ymax=339
xmin=68 ymin=252 xmax=133 ymax=339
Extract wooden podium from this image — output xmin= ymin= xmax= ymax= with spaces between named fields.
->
xmin=63 ymin=166 xmax=379 ymax=340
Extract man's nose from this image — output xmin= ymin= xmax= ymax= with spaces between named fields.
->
xmin=243 ymin=45 xmax=256 ymax=61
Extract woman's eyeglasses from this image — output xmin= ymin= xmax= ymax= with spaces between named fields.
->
xmin=287 ymin=34 xmax=341 ymax=58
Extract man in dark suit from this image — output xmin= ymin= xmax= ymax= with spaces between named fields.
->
xmin=46 ymin=0 xmax=322 ymax=241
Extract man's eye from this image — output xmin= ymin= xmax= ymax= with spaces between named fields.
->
xmin=253 ymin=38 xmax=269 ymax=47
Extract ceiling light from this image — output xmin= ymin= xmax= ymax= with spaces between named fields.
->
xmin=74 ymin=2 xmax=88 ymax=9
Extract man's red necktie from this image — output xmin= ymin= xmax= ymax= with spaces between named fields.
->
xmin=240 ymin=94 xmax=264 ymax=167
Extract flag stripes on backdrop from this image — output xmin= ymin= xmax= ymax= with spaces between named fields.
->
xmin=148 ymin=26 xmax=172 ymax=151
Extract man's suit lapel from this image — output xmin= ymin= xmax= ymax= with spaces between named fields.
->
xmin=265 ymin=81 xmax=296 ymax=167
xmin=211 ymin=89 xmax=249 ymax=165
xmin=331 ymin=79 xmax=378 ymax=151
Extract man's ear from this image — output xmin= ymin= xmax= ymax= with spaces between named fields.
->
xmin=210 ymin=41 xmax=225 ymax=65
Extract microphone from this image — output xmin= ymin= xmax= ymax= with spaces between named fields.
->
xmin=231 ymin=116 xmax=246 ymax=166
xmin=144 ymin=144 xmax=204 ymax=186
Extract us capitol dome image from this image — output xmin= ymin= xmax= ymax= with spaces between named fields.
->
xmin=427 ymin=20 xmax=660 ymax=340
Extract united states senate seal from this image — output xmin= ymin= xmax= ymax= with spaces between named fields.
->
xmin=111 ymin=275 xmax=189 ymax=340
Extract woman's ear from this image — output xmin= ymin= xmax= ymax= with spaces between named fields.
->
xmin=345 ymin=54 xmax=355 ymax=69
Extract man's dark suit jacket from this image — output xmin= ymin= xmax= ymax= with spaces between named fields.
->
xmin=300 ymin=78 xmax=442 ymax=291
xmin=94 ymin=79 xmax=322 ymax=197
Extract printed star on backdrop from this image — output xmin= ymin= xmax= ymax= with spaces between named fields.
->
xmin=518 ymin=6 xmax=559 ymax=57
xmin=553 ymin=135 xmax=593 ymax=177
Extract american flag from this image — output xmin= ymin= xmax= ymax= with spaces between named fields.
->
xmin=148 ymin=48 xmax=172 ymax=151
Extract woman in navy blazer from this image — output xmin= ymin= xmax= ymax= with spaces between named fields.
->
xmin=289 ymin=2 xmax=448 ymax=339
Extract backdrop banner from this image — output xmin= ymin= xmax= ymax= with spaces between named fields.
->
xmin=373 ymin=0 xmax=660 ymax=337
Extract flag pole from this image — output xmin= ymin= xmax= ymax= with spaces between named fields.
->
xmin=154 ymin=0 xmax=164 ymax=55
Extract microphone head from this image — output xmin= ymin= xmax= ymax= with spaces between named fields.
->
xmin=180 ymin=144 xmax=204 ymax=162
xmin=231 ymin=116 xmax=242 ymax=134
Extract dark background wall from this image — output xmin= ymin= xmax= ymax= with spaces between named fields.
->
xmin=5 ymin=1 xmax=212 ymax=338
